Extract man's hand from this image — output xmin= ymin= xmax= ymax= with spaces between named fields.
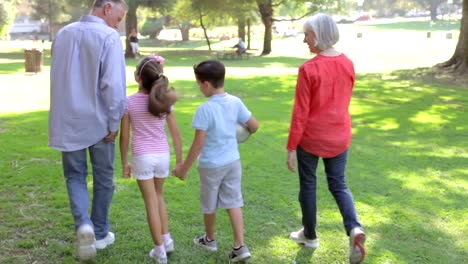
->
xmin=104 ymin=131 xmax=118 ymax=142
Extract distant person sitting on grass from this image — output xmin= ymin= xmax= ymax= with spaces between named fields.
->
xmin=172 ymin=59 xmax=259 ymax=263
xmin=286 ymin=13 xmax=366 ymax=264
xmin=48 ymin=0 xmax=128 ymax=261
xmin=232 ymin=38 xmax=246 ymax=55
xmin=120 ymin=54 xmax=182 ymax=263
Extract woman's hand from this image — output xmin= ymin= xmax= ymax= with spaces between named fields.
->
xmin=287 ymin=150 xmax=296 ymax=172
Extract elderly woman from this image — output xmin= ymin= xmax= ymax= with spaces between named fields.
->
xmin=286 ymin=14 xmax=366 ymax=264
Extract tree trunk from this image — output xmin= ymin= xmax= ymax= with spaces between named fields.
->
xmin=436 ymin=0 xmax=468 ymax=75
xmin=237 ymin=16 xmax=246 ymax=41
xmin=247 ymin=18 xmax=251 ymax=50
xmin=257 ymin=0 xmax=273 ymax=55
xmin=199 ymin=11 xmax=211 ymax=51
xmin=429 ymin=1 xmax=439 ymax=21
xmin=125 ymin=3 xmax=138 ymax=58
xmin=179 ymin=21 xmax=190 ymax=41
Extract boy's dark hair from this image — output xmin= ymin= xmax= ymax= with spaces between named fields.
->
xmin=193 ymin=60 xmax=225 ymax=89
xmin=137 ymin=57 xmax=177 ymax=117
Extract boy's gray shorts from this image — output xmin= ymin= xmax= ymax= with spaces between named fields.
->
xmin=198 ymin=160 xmax=243 ymax=214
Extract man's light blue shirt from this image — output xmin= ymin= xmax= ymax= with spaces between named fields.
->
xmin=192 ymin=93 xmax=251 ymax=168
xmin=49 ymin=15 xmax=126 ymax=152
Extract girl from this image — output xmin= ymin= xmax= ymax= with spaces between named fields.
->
xmin=120 ymin=54 xmax=182 ymax=264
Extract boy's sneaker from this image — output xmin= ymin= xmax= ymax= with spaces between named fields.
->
xmin=76 ymin=224 xmax=96 ymax=261
xmin=193 ymin=234 xmax=217 ymax=251
xmin=349 ymin=227 xmax=366 ymax=264
xmin=95 ymin=232 xmax=115 ymax=249
xmin=164 ymin=238 xmax=174 ymax=253
xmin=149 ymin=247 xmax=167 ymax=264
xmin=229 ymin=245 xmax=251 ymax=263
xmin=289 ymin=228 xmax=319 ymax=249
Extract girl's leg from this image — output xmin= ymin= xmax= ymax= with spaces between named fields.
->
xmin=204 ymin=213 xmax=216 ymax=240
xmin=226 ymin=208 xmax=244 ymax=247
xmin=323 ymin=150 xmax=361 ymax=234
xmin=137 ymin=179 xmax=163 ymax=246
xmin=153 ymin=178 xmax=168 ymax=235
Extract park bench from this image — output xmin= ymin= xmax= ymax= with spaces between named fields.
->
xmin=214 ymin=49 xmax=252 ymax=60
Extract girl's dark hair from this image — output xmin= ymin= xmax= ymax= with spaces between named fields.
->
xmin=193 ymin=59 xmax=225 ymax=88
xmin=137 ymin=57 xmax=177 ymax=117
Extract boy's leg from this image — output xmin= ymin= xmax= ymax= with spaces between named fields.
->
xmin=218 ymin=160 xmax=244 ymax=246
xmin=226 ymin=208 xmax=244 ymax=247
xmin=137 ymin=179 xmax=163 ymax=246
xmin=198 ymin=165 xmax=224 ymax=240
xmin=204 ymin=213 xmax=217 ymax=240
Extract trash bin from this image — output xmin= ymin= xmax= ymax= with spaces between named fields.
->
xmin=24 ymin=49 xmax=44 ymax=73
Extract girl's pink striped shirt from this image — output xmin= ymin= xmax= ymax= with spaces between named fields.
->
xmin=125 ymin=92 xmax=169 ymax=156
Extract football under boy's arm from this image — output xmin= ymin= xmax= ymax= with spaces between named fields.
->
xmin=178 ymin=129 xmax=206 ymax=178
xmin=245 ymin=116 xmax=259 ymax=134
xmin=166 ymin=111 xmax=183 ymax=164
xmin=119 ymin=114 xmax=131 ymax=178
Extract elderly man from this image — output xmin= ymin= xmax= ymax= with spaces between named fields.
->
xmin=49 ymin=0 xmax=128 ymax=261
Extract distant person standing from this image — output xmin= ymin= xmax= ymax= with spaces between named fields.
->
xmin=129 ymin=29 xmax=140 ymax=58
xmin=48 ymin=0 xmax=128 ymax=261
xmin=286 ymin=14 xmax=366 ymax=264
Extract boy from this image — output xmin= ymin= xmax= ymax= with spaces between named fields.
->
xmin=173 ymin=60 xmax=259 ymax=263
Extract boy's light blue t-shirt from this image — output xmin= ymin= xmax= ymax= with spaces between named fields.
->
xmin=192 ymin=93 xmax=252 ymax=168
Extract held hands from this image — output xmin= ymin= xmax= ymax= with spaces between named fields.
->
xmin=123 ymin=162 xmax=132 ymax=178
xmin=172 ymin=163 xmax=188 ymax=180
xmin=287 ymin=150 xmax=296 ymax=172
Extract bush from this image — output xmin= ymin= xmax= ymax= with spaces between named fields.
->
xmin=140 ymin=17 xmax=168 ymax=39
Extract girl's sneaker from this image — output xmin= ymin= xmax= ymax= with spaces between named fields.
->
xmin=289 ymin=228 xmax=319 ymax=249
xmin=349 ymin=227 xmax=366 ymax=264
xmin=193 ymin=234 xmax=217 ymax=251
xmin=164 ymin=238 xmax=174 ymax=253
xmin=149 ymin=247 xmax=167 ymax=264
xmin=229 ymin=245 xmax=251 ymax=263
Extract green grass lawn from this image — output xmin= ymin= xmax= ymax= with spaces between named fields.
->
xmin=0 ymin=28 xmax=467 ymax=264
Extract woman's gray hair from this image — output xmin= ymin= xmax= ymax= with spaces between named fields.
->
xmin=304 ymin=13 xmax=339 ymax=50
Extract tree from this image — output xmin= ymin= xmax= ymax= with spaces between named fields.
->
xmin=0 ymin=2 xmax=12 ymax=37
xmin=417 ymin=0 xmax=443 ymax=21
xmin=124 ymin=0 xmax=173 ymax=58
xmin=436 ymin=0 xmax=468 ymax=77
xmin=168 ymin=0 xmax=198 ymax=41
xmin=31 ymin=0 xmax=87 ymax=40
xmin=225 ymin=0 xmax=257 ymax=48
xmin=192 ymin=0 xmax=227 ymax=50
xmin=256 ymin=0 xmax=316 ymax=55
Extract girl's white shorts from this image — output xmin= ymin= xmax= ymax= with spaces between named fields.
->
xmin=132 ymin=153 xmax=170 ymax=180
